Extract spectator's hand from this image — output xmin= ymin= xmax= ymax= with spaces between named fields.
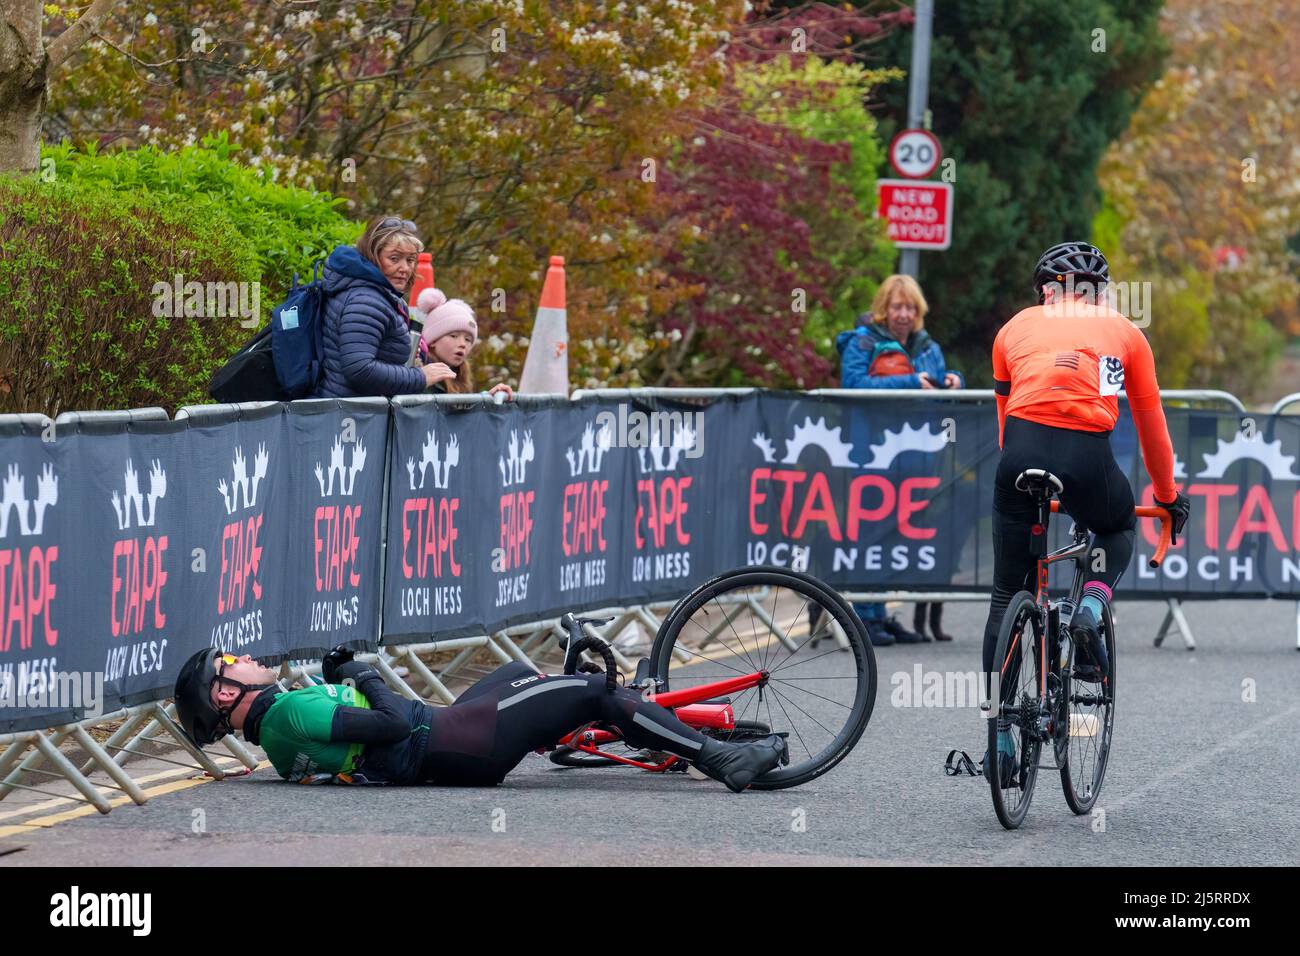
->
xmin=943 ymin=372 xmax=961 ymax=389
xmin=917 ymin=372 xmax=937 ymax=390
xmin=487 ymin=383 xmax=514 ymax=401
xmin=422 ymin=363 xmax=457 ymax=388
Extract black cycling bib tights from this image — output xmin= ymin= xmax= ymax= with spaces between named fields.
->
xmin=981 ymin=415 xmax=1137 ymax=678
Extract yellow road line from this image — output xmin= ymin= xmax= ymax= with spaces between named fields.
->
xmin=0 ymin=760 xmax=272 ymax=840
xmin=0 ymin=759 xmax=248 ymax=823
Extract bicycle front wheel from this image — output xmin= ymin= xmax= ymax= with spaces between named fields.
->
xmin=1060 ymin=602 xmax=1116 ymax=813
xmin=989 ymin=590 xmax=1045 ymax=830
xmin=649 ymin=567 xmax=876 ymax=790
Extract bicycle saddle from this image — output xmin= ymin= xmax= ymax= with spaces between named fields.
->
xmin=1014 ymin=468 xmax=1064 ymax=499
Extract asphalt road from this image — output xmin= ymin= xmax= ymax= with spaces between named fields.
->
xmin=5 ymin=598 xmax=1299 ymax=866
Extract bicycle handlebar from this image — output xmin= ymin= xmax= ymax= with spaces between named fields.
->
xmin=1050 ymin=501 xmax=1174 ymax=568
xmin=559 ymin=612 xmax=618 ymax=692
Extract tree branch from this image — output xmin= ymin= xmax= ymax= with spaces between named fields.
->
xmin=45 ymin=0 xmax=121 ymax=71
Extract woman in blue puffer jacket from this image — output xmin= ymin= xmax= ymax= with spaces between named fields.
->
xmin=834 ymin=274 xmax=963 ymax=645
xmin=314 ymin=216 xmax=442 ymax=398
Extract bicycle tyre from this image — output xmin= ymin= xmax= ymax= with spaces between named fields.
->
xmin=649 ymin=566 xmax=876 ymax=791
xmin=989 ymin=590 xmax=1044 ymax=830
xmin=1060 ymin=602 xmax=1116 ymax=814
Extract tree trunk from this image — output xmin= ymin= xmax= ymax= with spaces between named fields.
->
xmin=0 ymin=1 xmax=46 ymax=172
xmin=0 ymin=74 xmax=45 ymax=172
xmin=0 ymin=0 xmax=123 ymax=172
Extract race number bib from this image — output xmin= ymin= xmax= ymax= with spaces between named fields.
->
xmin=1098 ymin=356 xmax=1124 ymax=396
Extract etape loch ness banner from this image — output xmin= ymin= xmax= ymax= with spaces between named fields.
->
xmin=5 ymin=392 xmax=1300 ymax=731
xmin=0 ymin=400 xmax=390 ymax=733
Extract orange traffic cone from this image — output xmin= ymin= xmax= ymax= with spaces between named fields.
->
xmin=518 ymin=255 xmax=569 ymax=395
xmin=407 ymin=253 xmax=435 ymax=308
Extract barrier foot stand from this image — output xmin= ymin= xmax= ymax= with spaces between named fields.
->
xmin=1153 ymin=597 xmax=1196 ymax=651
xmin=69 ymin=725 xmax=148 ymax=806
xmin=219 ymin=733 xmax=260 ymax=771
xmin=493 ymin=630 xmax=541 ymax=669
xmin=746 ymin=596 xmax=801 ymax=653
xmin=33 ymin=730 xmax=113 ymax=814
xmin=78 ymin=710 xmax=150 ymax=776
xmin=693 ymin=602 xmax=748 ymax=654
xmin=580 ymin=620 xmax=637 ymax=673
xmin=395 ymin=648 xmax=457 ymax=705
xmin=634 ymin=607 xmax=685 ymax=662
xmin=371 ymin=654 xmax=424 ymax=701
xmin=152 ymin=704 xmax=228 ymax=779
xmin=830 ymin=616 xmax=852 ymax=651
xmin=0 ymin=727 xmax=71 ymax=800
xmin=0 ymin=735 xmax=36 ymax=803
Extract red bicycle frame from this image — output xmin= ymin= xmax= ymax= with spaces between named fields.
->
xmin=551 ymin=670 xmax=769 ymax=771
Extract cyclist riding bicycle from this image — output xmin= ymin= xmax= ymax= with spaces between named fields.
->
xmin=174 ymin=646 xmax=789 ymax=793
xmin=984 ymin=242 xmax=1191 ymax=770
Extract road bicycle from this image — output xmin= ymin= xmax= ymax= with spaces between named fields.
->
xmin=987 ymin=468 xmax=1172 ymax=829
xmin=546 ymin=566 xmax=877 ymax=790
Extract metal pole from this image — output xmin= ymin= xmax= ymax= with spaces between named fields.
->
xmin=899 ymin=0 xmax=934 ymax=279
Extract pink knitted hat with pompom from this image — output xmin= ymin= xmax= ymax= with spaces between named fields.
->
xmin=418 ymin=288 xmax=478 ymax=349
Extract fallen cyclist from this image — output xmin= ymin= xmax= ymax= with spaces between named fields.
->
xmin=174 ymin=646 xmax=788 ymax=793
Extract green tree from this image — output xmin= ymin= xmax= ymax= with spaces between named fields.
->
xmin=870 ymin=0 xmax=1167 ymax=381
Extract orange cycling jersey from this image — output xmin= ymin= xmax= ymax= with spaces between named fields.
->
xmin=992 ymin=302 xmax=1177 ymax=502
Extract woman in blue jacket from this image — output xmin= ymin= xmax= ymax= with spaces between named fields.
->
xmin=314 ymin=217 xmax=444 ymax=398
xmin=834 ymin=274 xmax=963 ymax=644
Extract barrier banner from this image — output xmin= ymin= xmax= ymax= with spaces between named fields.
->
xmin=0 ymin=403 xmax=390 ymax=733
xmin=7 ymin=391 xmax=1300 ymax=733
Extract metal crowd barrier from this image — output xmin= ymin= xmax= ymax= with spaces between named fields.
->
xmin=0 ymin=386 xmax=1290 ymax=825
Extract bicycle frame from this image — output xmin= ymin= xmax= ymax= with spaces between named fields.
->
xmin=551 ymin=670 xmax=770 ymax=772
xmin=1012 ymin=499 xmax=1172 ymax=711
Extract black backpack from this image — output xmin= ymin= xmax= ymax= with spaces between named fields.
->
xmin=208 ymin=260 xmax=330 ymax=403
xmin=208 ymin=324 xmax=291 ymax=403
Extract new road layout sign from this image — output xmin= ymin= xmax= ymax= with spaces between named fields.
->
xmin=876 ymin=179 xmax=954 ymax=250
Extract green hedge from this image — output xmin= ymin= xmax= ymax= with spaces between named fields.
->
xmin=0 ymin=173 xmax=262 ymax=414
xmin=0 ymin=137 xmax=365 ymax=414
xmin=40 ymin=134 xmax=363 ymax=308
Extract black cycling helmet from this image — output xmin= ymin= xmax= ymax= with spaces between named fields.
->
xmin=1033 ymin=241 xmax=1109 ymax=301
xmin=174 ymin=648 xmax=279 ymax=746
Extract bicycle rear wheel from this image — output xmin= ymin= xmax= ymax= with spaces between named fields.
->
xmin=989 ymin=591 xmax=1045 ymax=830
xmin=1060 ymin=602 xmax=1116 ymax=813
xmin=649 ymin=567 xmax=876 ymax=790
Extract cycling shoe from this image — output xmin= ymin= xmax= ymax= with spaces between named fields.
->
xmin=694 ymin=734 xmax=789 ymax=793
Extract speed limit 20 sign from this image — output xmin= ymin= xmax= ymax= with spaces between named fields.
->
xmin=889 ymin=129 xmax=941 ymax=179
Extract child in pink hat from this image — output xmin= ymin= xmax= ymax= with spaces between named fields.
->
xmin=416 ymin=288 xmax=513 ymax=399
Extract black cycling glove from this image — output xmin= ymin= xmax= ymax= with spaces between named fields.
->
xmin=1154 ymin=491 xmax=1191 ymax=546
xmin=322 ymin=644 xmax=356 ymax=685
xmin=333 ymin=659 xmax=381 ymax=688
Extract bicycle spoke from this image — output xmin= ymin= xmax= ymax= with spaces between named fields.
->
xmin=765 ymin=681 xmax=816 ymax=762
xmin=768 ymin=644 xmax=855 ymax=676
xmin=766 ymin=681 xmax=841 ymax=741
xmin=765 ymin=678 xmax=856 ymax=712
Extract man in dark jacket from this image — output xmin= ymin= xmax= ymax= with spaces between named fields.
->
xmin=315 ymin=217 xmax=443 ymax=398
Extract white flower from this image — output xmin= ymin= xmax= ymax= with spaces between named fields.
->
xmin=144 ymin=12 xmax=158 ymax=27
xmin=599 ymin=232 xmax=612 ymax=244
xmin=138 ymin=124 xmax=152 ymax=136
